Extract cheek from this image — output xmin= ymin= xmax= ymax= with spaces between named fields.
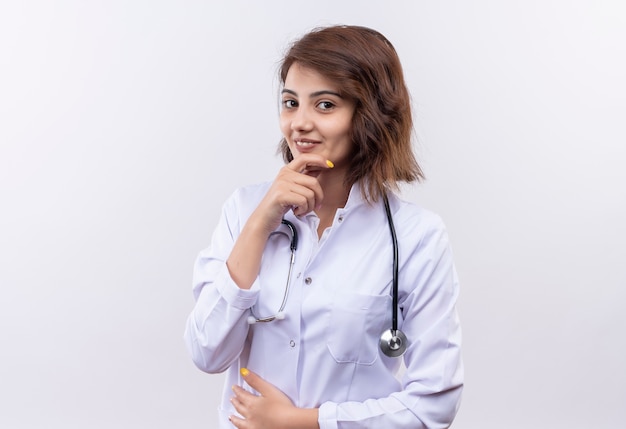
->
xmin=328 ymin=113 xmax=352 ymax=135
xmin=330 ymin=120 xmax=353 ymax=144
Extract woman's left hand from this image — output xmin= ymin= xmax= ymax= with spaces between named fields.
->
xmin=230 ymin=368 xmax=316 ymax=429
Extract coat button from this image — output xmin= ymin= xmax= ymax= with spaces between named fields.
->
xmin=304 ymin=277 xmax=312 ymax=285
xmin=289 ymin=340 xmax=296 ymax=348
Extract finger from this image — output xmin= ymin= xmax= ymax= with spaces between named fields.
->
xmin=231 ymin=384 xmax=257 ymax=407
xmin=287 ymin=186 xmax=318 ymax=216
xmin=274 ymin=168 xmax=322 ymax=204
xmin=240 ymin=367 xmax=271 ymax=396
xmin=230 ymin=390 xmax=252 ymax=424
xmin=287 ymin=153 xmax=334 ymax=174
xmin=269 ymin=174 xmax=322 ymax=216
xmin=230 ymin=394 xmax=245 ymax=415
xmin=230 ymin=396 xmax=245 ymax=415
xmin=228 ymin=414 xmax=246 ymax=429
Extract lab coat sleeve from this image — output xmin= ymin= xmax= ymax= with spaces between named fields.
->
xmin=184 ymin=190 xmax=261 ymax=373
xmin=318 ymin=214 xmax=463 ymax=429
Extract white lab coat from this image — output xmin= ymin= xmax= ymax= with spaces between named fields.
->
xmin=184 ymin=181 xmax=463 ymax=428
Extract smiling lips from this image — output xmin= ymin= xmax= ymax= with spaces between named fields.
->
xmin=295 ymin=139 xmax=320 ymax=150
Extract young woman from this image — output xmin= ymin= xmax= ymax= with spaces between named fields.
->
xmin=185 ymin=25 xmax=463 ymax=429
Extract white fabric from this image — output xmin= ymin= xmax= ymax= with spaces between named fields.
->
xmin=184 ymin=181 xmax=463 ymax=428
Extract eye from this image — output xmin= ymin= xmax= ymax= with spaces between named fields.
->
xmin=282 ymin=99 xmax=298 ymax=109
xmin=317 ymin=101 xmax=335 ymax=111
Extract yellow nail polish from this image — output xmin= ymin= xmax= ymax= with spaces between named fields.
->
xmin=240 ymin=367 xmax=250 ymax=377
xmin=326 ymin=160 xmax=334 ymax=168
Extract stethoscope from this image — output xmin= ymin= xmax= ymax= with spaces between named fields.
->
xmin=247 ymin=219 xmax=298 ymax=323
xmin=247 ymin=194 xmax=408 ymax=358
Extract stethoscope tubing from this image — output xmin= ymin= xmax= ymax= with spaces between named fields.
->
xmin=248 ymin=219 xmax=298 ymax=323
xmin=382 ymin=193 xmax=400 ymax=333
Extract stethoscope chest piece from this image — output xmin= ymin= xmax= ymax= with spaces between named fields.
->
xmin=379 ymin=329 xmax=408 ymax=358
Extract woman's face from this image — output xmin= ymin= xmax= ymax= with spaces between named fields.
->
xmin=280 ymin=63 xmax=356 ymax=174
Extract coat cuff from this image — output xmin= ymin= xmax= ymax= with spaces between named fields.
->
xmin=318 ymin=402 xmax=338 ymax=429
xmin=213 ymin=263 xmax=260 ymax=309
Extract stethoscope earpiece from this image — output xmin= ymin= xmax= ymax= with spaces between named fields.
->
xmin=379 ymin=329 xmax=408 ymax=358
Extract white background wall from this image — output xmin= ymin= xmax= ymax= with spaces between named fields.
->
xmin=1 ymin=1 xmax=624 ymax=428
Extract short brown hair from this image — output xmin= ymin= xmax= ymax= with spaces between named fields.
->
xmin=278 ymin=25 xmax=424 ymax=202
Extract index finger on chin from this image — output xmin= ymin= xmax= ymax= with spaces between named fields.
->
xmin=287 ymin=154 xmax=333 ymax=173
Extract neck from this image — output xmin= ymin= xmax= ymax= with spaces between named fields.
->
xmin=314 ymin=174 xmax=352 ymax=238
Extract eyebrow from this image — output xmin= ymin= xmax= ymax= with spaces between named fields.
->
xmin=281 ymin=89 xmax=343 ymax=98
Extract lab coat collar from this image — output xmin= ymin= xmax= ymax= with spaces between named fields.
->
xmin=343 ymin=181 xmax=368 ymax=211
xmin=311 ymin=181 xmax=369 ymax=219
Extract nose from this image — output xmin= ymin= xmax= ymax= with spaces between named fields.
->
xmin=291 ymin=106 xmax=313 ymax=132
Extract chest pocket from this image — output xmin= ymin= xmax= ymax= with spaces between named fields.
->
xmin=326 ymin=292 xmax=391 ymax=365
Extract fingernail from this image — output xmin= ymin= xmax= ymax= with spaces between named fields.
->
xmin=326 ymin=160 xmax=334 ymax=168
xmin=240 ymin=367 xmax=250 ymax=377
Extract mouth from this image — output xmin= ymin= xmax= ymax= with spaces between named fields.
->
xmin=294 ymin=138 xmax=320 ymax=149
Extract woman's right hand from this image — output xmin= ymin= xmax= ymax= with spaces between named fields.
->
xmin=250 ymin=153 xmax=334 ymax=235
xmin=226 ymin=154 xmax=333 ymax=290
